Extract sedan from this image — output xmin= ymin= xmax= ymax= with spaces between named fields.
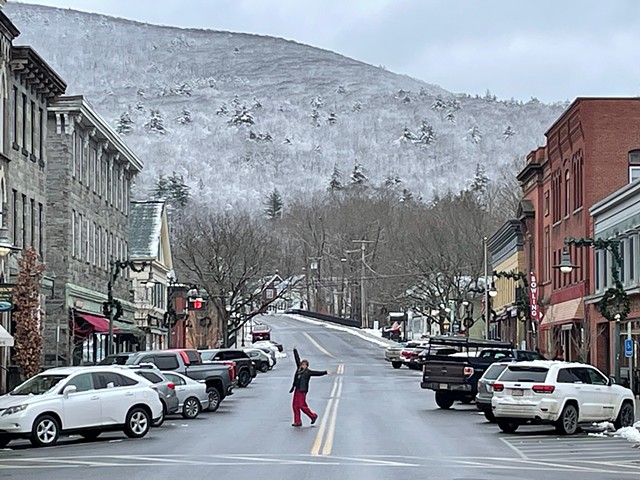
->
xmin=162 ymin=372 xmax=210 ymax=419
xmin=243 ymin=348 xmax=274 ymax=372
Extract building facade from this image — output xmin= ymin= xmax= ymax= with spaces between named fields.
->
xmin=590 ymin=180 xmax=640 ymax=391
xmin=129 ymin=200 xmax=173 ymax=351
xmin=517 ymin=98 xmax=640 ymax=368
xmin=0 ymin=8 xmax=65 ymax=391
xmin=488 ymin=220 xmax=528 ymax=347
xmin=44 ymin=96 xmax=143 ymax=365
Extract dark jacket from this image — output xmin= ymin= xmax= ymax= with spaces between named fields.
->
xmin=289 ymin=348 xmax=327 ymax=393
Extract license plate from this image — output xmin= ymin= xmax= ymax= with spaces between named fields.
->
xmin=439 ymin=383 xmax=448 ymax=389
xmin=512 ymin=389 xmax=524 ymax=396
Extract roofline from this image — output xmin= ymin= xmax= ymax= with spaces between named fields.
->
xmin=48 ymin=96 xmax=143 ymax=172
xmin=590 ymin=179 xmax=640 ymax=217
xmin=546 ymin=97 xmax=640 ymax=136
xmin=11 ymin=45 xmax=67 ymax=96
xmin=0 ymin=10 xmax=20 ymax=38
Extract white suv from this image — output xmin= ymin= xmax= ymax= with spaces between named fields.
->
xmin=0 ymin=366 xmax=163 ymax=447
xmin=492 ymin=360 xmax=635 ymax=435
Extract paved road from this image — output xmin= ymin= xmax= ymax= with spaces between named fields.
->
xmin=1 ymin=314 xmax=639 ymax=480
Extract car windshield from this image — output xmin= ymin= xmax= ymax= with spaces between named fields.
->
xmin=500 ymin=366 xmax=549 ymax=382
xmin=10 ymin=374 xmax=69 ymax=395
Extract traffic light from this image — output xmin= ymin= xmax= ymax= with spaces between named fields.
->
xmin=188 ymin=298 xmax=206 ymax=311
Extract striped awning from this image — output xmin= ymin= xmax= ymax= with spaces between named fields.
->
xmin=540 ymin=298 xmax=584 ymax=330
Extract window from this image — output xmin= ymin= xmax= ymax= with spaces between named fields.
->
xmin=629 ymin=150 xmax=640 ymax=183
xmin=564 ymin=170 xmax=570 ymax=217
xmin=630 ymin=237 xmax=635 ymax=282
xmin=85 ymin=219 xmax=90 ymax=263
xmin=571 ymin=368 xmax=593 ymax=384
xmin=65 ymin=373 xmax=94 ymax=392
xmin=586 ymin=368 xmax=608 ymax=385
xmin=71 ymin=210 xmax=76 ymax=258
xmin=620 ymin=241 xmax=625 ymax=283
xmin=595 ymin=250 xmax=601 ymax=292
xmin=163 ymin=373 xmax=185 ymax=386
xmin=544 ymin=191 xmax=549 ymax=216
xmin=154 ymin=355 xmax=179 ymax=370
xmin=266 ymin=289 xmax=274 ymax=299
xmin=544 ymin=228 xmax=550 ymax=282
xmin=22 ymin=93 xmax=27 ymax=153
xmin=135 ymin=371 xmax=164 ymax=384
xmin=78 ymin=213 xmax=83 ymax=259
xmin=500 ymin=366 xmax=549 ymax=382
xmin=557 ymin=368 xmax=580 ymax=383
xmin=93 ymin=372 xmax=137 ymax=389
xmin=21 ymin=193 xmax=26 ymax=248
xmin=38 ymin=203 xmax=43 ymax=257
xmin=11 ymin=86 xmax=17 ymax=147
xmin=39 ymin=108 xmax=44 ymax=160
xmin=30 ymin=101 xmax=36 ymax=159
xmin=11 ymin=189 xmax=17 ymax=245
xmin=30 ymin=198 xmax=34 ymax=247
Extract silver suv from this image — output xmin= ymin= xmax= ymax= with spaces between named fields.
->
xmin=122 ymin=364 xmax=179 ymax=427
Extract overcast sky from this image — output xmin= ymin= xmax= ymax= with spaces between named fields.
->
xmin=15 ymin=0 xmax=640 ymax=103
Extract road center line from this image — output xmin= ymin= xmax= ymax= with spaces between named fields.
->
xmin=303 ymin=332 xmax=335 ymax=358
xmin=311 ymin=377 xmax=341 ymax=456
xmin=322 ymin=377 xmax=343 ymax=455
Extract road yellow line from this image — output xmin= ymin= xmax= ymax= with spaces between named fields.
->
xmin=310 ymin=378 xmax=338 ymax=456
xmin=321 ymin=377 xmax=342 ymax=455
xmin=303 ymin=332 xmax=335 ymax=358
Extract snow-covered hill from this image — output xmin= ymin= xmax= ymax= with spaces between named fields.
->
xmin=6 ymin=2 xmax=567 ymax=208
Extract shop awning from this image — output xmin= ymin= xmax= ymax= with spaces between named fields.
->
xmin=0 ymin=324 xmax=13 ymax=347
xmin=76 ymin=313 xmax=119 ymax=334
xmin=540 ymin=298 xmax=584 ymax=330
xmin=112 ymin=320 xmax=144 ymax=337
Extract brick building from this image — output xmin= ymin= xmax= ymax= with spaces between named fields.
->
xmin=44 ymin=96 xmax=143 ymax=365
xmin=517 ymin=98 xmax=640 ymax=370
xmin=0 ymin=8 xmax=65 ymax=390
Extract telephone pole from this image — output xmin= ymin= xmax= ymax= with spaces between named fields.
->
xmin=352 ymin=240 xmax=375 ymax=328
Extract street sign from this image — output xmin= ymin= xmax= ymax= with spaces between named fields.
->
xmin=624 ymin=338 xmax=633 ymax=358
xmin=0 ymin=284 xmax=14 ymax=312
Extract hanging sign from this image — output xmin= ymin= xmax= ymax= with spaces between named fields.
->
xmin=0 ymin=284 xmax=14 ymax=312
xmin=529 ymin=272 xmax=539 ymax=320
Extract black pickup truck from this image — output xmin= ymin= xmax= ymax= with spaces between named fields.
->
xmin=100 ymin=349 xmax=234 ymax=412
xmin=419 ymin=336 xmax=545 ymax=409
xmin=199 ymin=349 xmax=257 ymax=388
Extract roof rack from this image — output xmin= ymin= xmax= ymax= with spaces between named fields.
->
xmin=426 ymin=336 xmax=513 ymax=349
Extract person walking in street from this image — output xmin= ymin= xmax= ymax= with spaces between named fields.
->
xmin=289 ymin=346 xmax=330 ymax=427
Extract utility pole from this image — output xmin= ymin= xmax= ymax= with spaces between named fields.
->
xmin=352 ymin=240 xmax=375 ymax=328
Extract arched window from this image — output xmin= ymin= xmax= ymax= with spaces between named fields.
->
xmin=564 ymin=170 xmax=570 ymax=217
xmin=629 ymin=149 xmax=640 ymax=182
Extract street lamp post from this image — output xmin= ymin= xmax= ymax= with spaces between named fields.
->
xmin=555 ymin=237 xmax=628 ymax=382
xmin=468 ymin=282 xmax=497 ymax=338
xmin=106 ymin=259 xmax=146 ymax=356
xmin=165 ymin=272 xmax=178 ymax=349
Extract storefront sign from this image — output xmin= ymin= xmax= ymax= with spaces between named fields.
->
xmin=529 ymin=272 xmax=539 ymax=321
xmin=0 ymin=284 xmax=14 ymax=312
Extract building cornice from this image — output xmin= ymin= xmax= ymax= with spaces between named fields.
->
xmin=10 ymin=45 xmax=66 ymax=99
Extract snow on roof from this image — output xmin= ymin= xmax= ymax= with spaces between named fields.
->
xmin=129 ymin=201 xmax=165 ymax=259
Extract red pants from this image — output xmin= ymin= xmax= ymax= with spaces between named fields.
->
xmin=292 ymin=389 xmax=316 ymax=424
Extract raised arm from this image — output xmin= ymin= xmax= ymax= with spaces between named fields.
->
xmin=308 ymin=369 xmax=327 ymax=377
xmin=293 ymin=348 xmax=301 ymax=367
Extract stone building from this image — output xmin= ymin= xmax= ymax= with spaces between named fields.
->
xmin=0 ymin=8 xmax=65 ymax=390
xmin=44 ymin=95 xmax=143 ymax=366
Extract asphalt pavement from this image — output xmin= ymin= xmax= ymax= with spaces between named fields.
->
xmin=1 ymin=313 xmax=639 ymax=480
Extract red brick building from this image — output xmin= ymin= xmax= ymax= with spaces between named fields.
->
xmin=518 ymin=98 xmax=640 ymax=370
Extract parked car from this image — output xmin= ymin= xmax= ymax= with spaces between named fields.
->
xmin=253 ymin=339 xmax=283 ymax=352
xmin=491 ymin=361 xmax=636 ymax=434
xmin=475 ymin=362 xmax=512 ymax=422
xmin=251 ymin=323 xmax=271 ymax=342
xmin=124 ymin=364 xmax=179 ymax=427
xmin=400 ymin=341 xmax=431 ymax=370
xmin=384 ymin=342 xmax=407 ymax=369
xmin=200 ymin=349 xmax=256 ymax=387
xmin=420 ymin=336 xmax=545 ymax=409
xmin=243 ymin=348 xmax=273 ymax=372
xmin=162 ymin=372 xmax=210 ymax=419
xmin=100 ymin=350 xmax=234 ymax=412
xmin=0 ymin=366 xmax=163 ymax=448
xmin=251 ymin=342 xmax=278 ymax=365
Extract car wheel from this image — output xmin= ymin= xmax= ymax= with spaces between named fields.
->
xmin=614 ymin=401 xmax=635 ymax=429
xmin=152 ymin=403 xmax=166 ymax=427
xmin=391 ymin=361 xmax=402 ymax=369
xmin=30 ymin=414 xmax=60 ymax=447
xmin=484 ymin=410 xmax=497 ymax=423
xmin=259 ymin=363 xmax=269 ymax=373
xmin=435 ymin=391 xmax=455 ymax=409
xmin=498 ymin=420 xmax=519 ymax=433
xmin=238 ymin=369 xmax=251 ymax=388
xmin=80 ymin=430 xmax=101 ymax=441
xmin=556 ymin=403 xmax=579 ymax=435
xmin=0 ymin=434 xmax=11 ymax=448
xmin=182 ymin=397 xmax=201 ymax=419
xmin=124 ymin=407 xmax=151 ymax=438
xmin=206 ymin=387 xmax=222 ymax=412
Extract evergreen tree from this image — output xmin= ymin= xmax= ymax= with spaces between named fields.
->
xmin=337 ymin=85 xmax=347 ymax=94
xmin=470 ymin=163 xmax=490 ymax=195
xmin=145 ymin=109 xmax=166 ymax=134
xmin=153 ymin=172 xmax=191 ymax=207
xmin=418 ymin=121 xmax=436 ymax=145
xmin=327 ymin=112 xmax=337 ymax=125
xmin=116 ymin=111 xmax=133 ymax=134
xmin=12 ymin=247 xmax=46 ymax=379
xmin=502 ymin=125 xmax=516 ymax=141
xmin=263 ymin=189 xmax=284 ymax=219
xmin=328 ymin=165 xmax=343 ymax=191
xmin=179 ymin=109 xmax=192 ymax=124
xmin=216 ymin=103 xmax=229 ymax=116
xmin=468 ymin=125 xmax=483 ymax=144
xmin=350 ymin=162 xmax=368 ymax=187
xmin=310 ymin=109 xmax=320 ymax=127
xmin=431 ymin=95 xmax=447 ymax=114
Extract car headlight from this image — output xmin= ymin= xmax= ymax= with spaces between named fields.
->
xmin=2 ymin=404 xmax=28 ymax=416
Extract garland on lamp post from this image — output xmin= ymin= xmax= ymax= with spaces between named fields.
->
xmin=492 ymin=270 xmax=530 ymax=322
